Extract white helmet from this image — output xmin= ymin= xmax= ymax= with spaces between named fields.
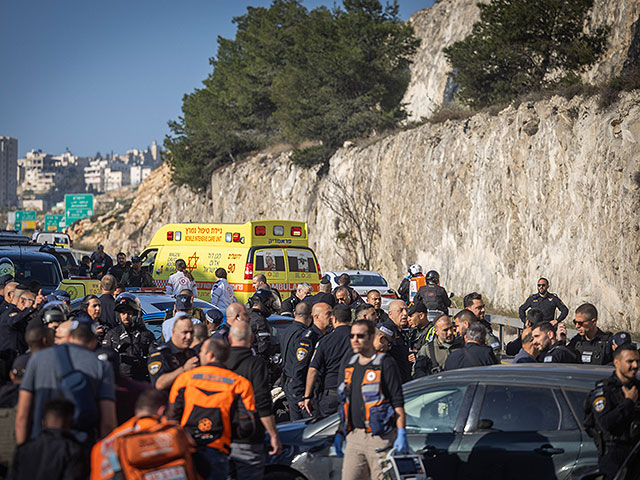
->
xmin=408 ymin=264 xmax=423 ymax=276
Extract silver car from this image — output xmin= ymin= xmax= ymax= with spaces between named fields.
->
xmin=324 ymin=270 xmax=397 ymax=310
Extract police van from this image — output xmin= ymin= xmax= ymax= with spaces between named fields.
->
xmin=139 ymin=221 xmax=322 ymax=303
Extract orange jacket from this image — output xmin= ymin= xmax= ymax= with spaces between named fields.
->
xmin=169 ymin=362 xmax=257 ymax=454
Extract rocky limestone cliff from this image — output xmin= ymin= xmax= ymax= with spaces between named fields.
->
xmin=403 ymin=0 xmax=640 ymax=120
xmin=81 ymin=91 xmax=640 ymax=330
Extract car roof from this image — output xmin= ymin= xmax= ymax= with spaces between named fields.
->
xmin=325 ymin=270 xmax=384 ymax=276
xmin=404 ymin=363 xmax=613 ymax=391
xmin=0 ymin=247 xmax=60 ymax=262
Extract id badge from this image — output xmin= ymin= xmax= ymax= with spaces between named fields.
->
xmin=582 ymin=351 xmax=593 ymax=363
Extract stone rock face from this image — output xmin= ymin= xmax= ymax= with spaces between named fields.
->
xmin=88 ymin=92 xmax=640 ymax=329
xmin=402 ymin=0 xmax=640 ymax=120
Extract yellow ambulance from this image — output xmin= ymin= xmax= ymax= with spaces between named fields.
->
xmin=139 ymin=220 xmax=322 ymax=302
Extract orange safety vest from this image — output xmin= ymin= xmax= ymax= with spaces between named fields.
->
xmin=169 ymin=363 xmax=257 ymax=454
xmin=409 ymin=275 xmax=426 ymax=302
xmin=338 ymin=353 xmax=395 ymax=436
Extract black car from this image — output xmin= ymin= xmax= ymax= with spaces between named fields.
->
xmin=268 ymin=364 xmax=611 ymax=480
xmin=0 ymin=246 xmax=63 ymax=295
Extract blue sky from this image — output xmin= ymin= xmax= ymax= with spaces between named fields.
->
xmin=0 ymin=0 xmax=434 ymax=158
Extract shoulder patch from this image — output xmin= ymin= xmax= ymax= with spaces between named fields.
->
xmin=148 ymin=361 xmax=162 ymax=375
xmin=296 ymin=347 xmax=308 ymax=361
xmin=593 ymin=396 xmax=606 ymax=413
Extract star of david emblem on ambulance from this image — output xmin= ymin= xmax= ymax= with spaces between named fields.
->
xmin=187 ymin=252 xmax=199 ymax=272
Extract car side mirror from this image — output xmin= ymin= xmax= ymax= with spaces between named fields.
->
xmin=477 ymin=419 xmax=494 ymax=430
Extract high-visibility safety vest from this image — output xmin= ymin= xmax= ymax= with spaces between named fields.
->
xmin=338 ymin=353 xmax=395 ymax=436
xmin=408 ymin=275 xmax=426 ymax=302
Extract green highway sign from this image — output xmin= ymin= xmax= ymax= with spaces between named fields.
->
xmin=15 ymin=210 xmax=37 ymax=232
xmin=45 ymin=214 xmax=65 ymax=231
xmin=65 ymin=194 xmax=94 ymax=226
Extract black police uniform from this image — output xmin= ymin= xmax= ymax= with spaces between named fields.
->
xmin=380 ymin=320 xmax=412 ymax=384
xmin=309 ymin=324 xmax=352 ymax=418
xmin=407 ymin=325 xmax=431 ymax=353
xmin=518 ymin=292 xmax=568 ymax=324
xmin=444 ymin=342 xmax=499 ymax=370
xmin=589 ymin=372 xmax=640 ymax=478
xmin=568 ymin=329 xmax=613 ymax=365
xmin=249 ymin=309 xmax=273 ymax=359
xmin=99 ymin=294 xmax=118 ymax=330
xmin=107 ymin=264 xmax=127 ymax=283
xmin=375 ymin=308 xmax=389 ymax=323
xmin=120 ymin=269 xmax=154 ymax=288
xmin=0 ymin=305 xmax=38 ymax=354
xmin=283 ymin=324 xmax=323 ymax=421
xmin=211 ymin=322 xmax=230 ymax=342
xmin=303 ymin=292 xmax=336 ymax=307
xmin=414 ymin=284 xmax=451 ymax=314
xmin=146 ymin=340 xmax=197 ymax=390
xmin=539 ymin=343 xmax=580 ymax=364
xmin=102 ymin=324 xmax=156 ymax=381
xmin=480 ymin=319 xmax=502 ymax=357
xmin=280 ymin=294 xmax=302 ymax=315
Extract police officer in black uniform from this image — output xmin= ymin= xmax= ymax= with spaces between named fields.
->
xmin=413 ymin=270 xmax=451 ymax=323
xmin=303 ymin=303 xmax=352 ymax=418
xmin=248 ymin=289 xmax=276 ymax=360
xmin=568 ymin=303 xmax=613 ymax=365
xmin=407 ymin=302 xmax=432 ymax=353
xmin=380 ymin=300 xmax=412 ymax=383
xmin=102 ymin=293 xmax=156 ymax=381
xmin=531 ymin=322 xmax=579 ymax=363
xmin=518 ymin=277 xmax=568 ymax=325
xmin=587 ymin=344 xmax=640 ymax=478
xmin=0 ymin=285 xmax=45 ymax=355
xmin=147 ymin=315 xmax=198 ymax=391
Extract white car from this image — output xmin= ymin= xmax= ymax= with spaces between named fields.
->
xmin=324 ymin=270 xmax=397 ymax=310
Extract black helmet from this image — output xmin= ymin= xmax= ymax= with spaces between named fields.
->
xmin=114 ymin=292 xmax=141 ymax=314
xmin=41 ymin=300 xmax=68 ymax=325
xmin=248 ymin=289 xmax=278 ymax=316
xmin=425 ymin=270 xmax=440 ymax=285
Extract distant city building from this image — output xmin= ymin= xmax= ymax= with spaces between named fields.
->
xmin=130 ymin=165 xmax=152 ymax=186
xmin=0 ymin=136 xmax=18 ymax=207
xmin=21 ymin=199 xmax=45 ymax=211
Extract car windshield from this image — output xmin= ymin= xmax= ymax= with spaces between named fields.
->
xmin=347 ymin=274 xmax=388 ymax=287
xmin=14 ymin=259 xmax=62 ymax=286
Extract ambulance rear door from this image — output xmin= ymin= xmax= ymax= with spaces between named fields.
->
xmin=285 ymin=247 xmax=320 ymax=294
xmin=252 ymin=248 xmax=290 ymax=295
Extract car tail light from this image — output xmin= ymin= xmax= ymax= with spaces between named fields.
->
xmin=255 ymin=226 xmax=266 ymax=236
xmin=291 ymin=226 xmax=302 ymax=237
xmin=244 ymin=262 xmax=254 ymax=279
xmin=232 ymin=233 xmax=240 ymax=242
xmin=317 ymin=262 xmax=322 ymax=281
xmin=167 ymin=231 xmax=173 ymax=241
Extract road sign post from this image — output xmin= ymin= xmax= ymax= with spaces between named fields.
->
xmin=44 ymin=214 xmax=65 ymax=231
xmin=65 ymin=194 xmax=94 ymax=227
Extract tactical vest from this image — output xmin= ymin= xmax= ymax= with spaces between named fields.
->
xmin=408 ymin=276 xmax=426 ymax=302
xmin=573 ymin=334 xmax=610 ymax=364
xmin=338 ymin=353 xmax=394 ymax=436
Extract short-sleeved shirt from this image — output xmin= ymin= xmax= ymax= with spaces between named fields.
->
xmin=161 ymin=312 xmax=201 ymax=343
xmin=310 ymin=324 xmax=352 ymax=391
xmin=20 ymin=343 xmax=115 ymax=439
xmin=147 ymin=340 xmax=197 ymax=390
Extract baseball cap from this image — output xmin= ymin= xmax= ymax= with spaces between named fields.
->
xmin=610 ymin=331 xmax=632 ymax=349
xmin=175 ymin=293 xmax=193 ymax=311
xmin=11 ymin=354 xmax=30 ymax=378
xmin=377 ymin=325 xmax=394 ymax=338
xmin=51 ymin=289 xmax=71 ymax=303
xmin=333 ymin=304 xmax=351 ymax=324
xmin=320 ymin=275 xmax=331 ymax=285
xmin=408 ymin=302 xmax=427 ymax=315
xmin=205 ymin=308 xmax=224 ymax=326
xmin=131 ymin=256 xmax=141 ymax=263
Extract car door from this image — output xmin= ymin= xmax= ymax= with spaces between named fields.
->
xmin=456 ymin=384 xmax=582 ymax=480
xmin=404 ymin=383 xmax=475 ymax=480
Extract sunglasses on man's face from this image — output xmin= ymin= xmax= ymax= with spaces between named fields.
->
xmin=350 ymin=333 xmax=367 ymax=339
xmin=538 ymin=284 xmax=548 ymax=288
xmin=574 ymin=320 xmax=591 ymax=327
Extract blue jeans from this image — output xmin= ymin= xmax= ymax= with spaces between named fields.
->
xmin=198 ymin=447 xmax=229 ymax=480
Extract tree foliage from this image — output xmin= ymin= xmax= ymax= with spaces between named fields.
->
xmin=444 ymin=0 xmax=609 ymax=108
xmin=165 ymin=0 xmax=419 ymax=190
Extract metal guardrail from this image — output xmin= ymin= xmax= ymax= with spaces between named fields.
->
xmin=487 ymin=313 xmax=578 ymax=349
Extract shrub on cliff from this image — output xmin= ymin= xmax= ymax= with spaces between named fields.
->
xmin=165 ymin=0 xmax=419 ymax=190
xmin=444 ymin=0 xmax=609 ymax=108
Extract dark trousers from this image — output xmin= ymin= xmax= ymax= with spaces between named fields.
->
xmin=317 ymin=389 xmax=340 ymax=419
xmin=599 ymin=445 xmax=632 ymax=479
xmin=284 ymin=378 xmax=308 ymax=421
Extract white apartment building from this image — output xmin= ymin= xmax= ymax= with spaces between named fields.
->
xmin=0 ymin=136 xmax=18 ymax=207
xmin=84 ymin=158 xmax=107 ymax=191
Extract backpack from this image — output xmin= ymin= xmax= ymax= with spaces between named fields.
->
xmin=54 ymin=345 xmax=99 ymax=432
xmin=109 ymin=418 xmax=197 ymax=480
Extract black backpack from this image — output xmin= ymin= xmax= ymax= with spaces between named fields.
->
xmin=54 ymin=345 xmax=99 ymax=432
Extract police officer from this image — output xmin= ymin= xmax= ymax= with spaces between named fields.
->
xmin=280 ymin=282 xmax=312 ymax=316
xmin=518 ymin=277 xmax=568 ymax=325
xmin=147 ymin=316 xmax=199 ymax=391
xmin=366 ymin=290 xmax=388 ymax=322
xmin=380 ymin=300 xmax=412 ymax=383
xmin=464 ymin=292 xmax=501 ymax=358
xmin=120 ymin=256 xmax=154 ymax=288
xmin=285 ymin=303 xmax=333 ymax=421
xmin=407 ymin=302 xmax=431 ymax=353
xmin=444 ymin=322 xmax=499 ymax=370
xmin=332 ymin=274 xmax=362 ymax=306
xmin=280 ymin=302 xmax=313 ymax=420
xmin=568 ymin=303 xmax=613 ymax=365
xmin=0 ymin=285 xmax=45 ymax=355
xmin=413 ymin=270 xmax=451 ymax=324
xmin=302 ymin=304 xmax=352 ymax=418
xmin=102 ymin=293 xmax=156 ymax=381
xmin=247 ymin=289 xmax=276 ymax=360
xmin=587 ymin=344 xmax=640 ymax=478
xmin=531 ymin=321 xmax=579 ymax=363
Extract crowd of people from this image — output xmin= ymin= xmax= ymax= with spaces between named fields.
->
xmin=0 ymin=255 xmax=637 ymax=480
